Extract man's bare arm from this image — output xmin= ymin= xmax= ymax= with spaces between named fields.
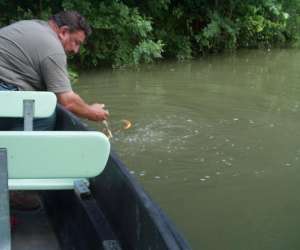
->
xmin=56 ymin=91 xmax=109 ymax=121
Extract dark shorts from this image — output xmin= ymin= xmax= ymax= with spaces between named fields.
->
xmin=0 ymin=81 xmax=19 ymax=91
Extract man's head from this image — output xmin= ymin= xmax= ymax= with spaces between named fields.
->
xmin=49 ymin=11 xmax=91 ymax=55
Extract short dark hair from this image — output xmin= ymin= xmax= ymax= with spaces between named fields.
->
xmin=50 ymin=11 xmax=92 ymax=36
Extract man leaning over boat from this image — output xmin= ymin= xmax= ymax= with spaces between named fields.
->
xmin=0 ymin=11 xmax=108 ymax=209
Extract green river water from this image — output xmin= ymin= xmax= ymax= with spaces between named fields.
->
xmin=76 ymin=49 xmax=300 ymax=250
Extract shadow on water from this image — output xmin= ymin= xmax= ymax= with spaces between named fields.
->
xmin=76 ymin=49 xmax=300 ymax=250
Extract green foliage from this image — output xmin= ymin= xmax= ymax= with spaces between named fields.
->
xmin=134 ymin=0 xmax=296 ymax=58
xmin=132 ymin=40 xmax=164 ymax=65
xmin=282 ymin=0 xmax=300 ymax=46
xmin=236 ymin=1 xmax=290 ymax=48
xmin=62 ymin=0 xmax=163 ymax=67
xmin=68 ymin=67 xmax=79 ymax=84
xmin=196 ymin=11 xmax=238 ymax=52
xmin=0 ymin=0 xmax=299 ymax=67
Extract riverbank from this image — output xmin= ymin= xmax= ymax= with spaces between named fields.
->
xmin=1 ymin=1 xmax=299 ymax=69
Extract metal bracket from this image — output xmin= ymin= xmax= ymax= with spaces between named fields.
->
xmin=102 ymin=240 xmax=122 ymax=250
xmin=23 ymin=99 xmax=35 ymax=131
xmin=0 ymin=148 xmax=11 ymax=250
xmin=74 ymin=179 xmax=91 ymax=199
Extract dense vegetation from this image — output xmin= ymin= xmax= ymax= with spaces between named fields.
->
xmin=0 ymin=0 xmax=299 ymax=68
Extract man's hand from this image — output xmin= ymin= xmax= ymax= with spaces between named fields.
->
xmin=89 ymin=103 xmax=109 ymax=121
xmin=57 ymin=91 xmax=109 ymax=121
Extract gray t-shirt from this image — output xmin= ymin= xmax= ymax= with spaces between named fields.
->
xmin=0 ymin=20 xmax=72 ymax=92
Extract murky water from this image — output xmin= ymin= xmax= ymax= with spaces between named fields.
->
xmin=76 ymin=49 xmax=300 ymax=250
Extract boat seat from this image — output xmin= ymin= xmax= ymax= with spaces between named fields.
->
xmin=0 ymin=91 xmax=57 ymax=118
xmin=0 ymin=91 xmax=110 ymax=250
xmin=0 ymin=131 xmax=110 ymax=190
xmin=0 ymin=90 xmax=57 ymax=131
xmin=0 ymin=90 xmax=110 ymax=190
xmin=0 ymin=131 xmax=110 ymax=250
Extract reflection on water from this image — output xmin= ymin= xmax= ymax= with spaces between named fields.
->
xmin=76 ymin=49 xmax=300 ymax=250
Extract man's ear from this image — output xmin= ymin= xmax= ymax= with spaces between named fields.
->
xmin=58 ymin=26 xmax=69 ymax=40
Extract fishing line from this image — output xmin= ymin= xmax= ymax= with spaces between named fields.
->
xmin=102 ymin=119 xmax=132 ymax=139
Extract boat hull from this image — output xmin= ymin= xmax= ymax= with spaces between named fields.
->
xmin=44 ymin=105 xmax=190 ymax=250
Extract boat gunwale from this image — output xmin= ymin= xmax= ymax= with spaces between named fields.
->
xmin=55 ymin=105 xmax=191 ymax=250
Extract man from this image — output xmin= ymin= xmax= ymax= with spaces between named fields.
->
xmin=0 ymin=10 xmax=108 ymax=131
xmin=0 ymin=11 xmax=108 ymax=209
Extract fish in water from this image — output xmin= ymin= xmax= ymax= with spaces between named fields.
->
xmin=102 ymin=119 xmax=132 ymax=139
xmin=122 ymin=119 xmax=132 ymax=130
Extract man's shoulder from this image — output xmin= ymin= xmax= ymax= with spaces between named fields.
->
xmin=4 ymin=20 xmax=57 ymax=41
xmin=17 ymin=20 xmax=65 ymax=56
xmin=2 ymin=19 xmax=49 ymax=32
xmin=0 ymin=19 xmax=65 ymax=64
xmin=18 ymin=20 xmax=56 ymax=39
